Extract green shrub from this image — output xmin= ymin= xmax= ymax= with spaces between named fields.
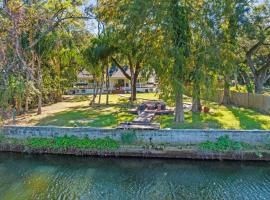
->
xmin=265 ymin=141 xmax=270 ymax=150
xmin=0 ymin=134 xmax=4 ymax=142
xmin=121 ymin=131 xmax=137 ymax=144
xmin=26 ymin=138 xmax=54 ymax=148
xmin=26 ymin=136 xmax=119 ymax=150
xmin=199 ymin=135 xmax=249 ymax=152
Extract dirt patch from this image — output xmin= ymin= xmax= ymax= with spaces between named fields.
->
xmin=4 ymin=96 xmax=90 ymax=126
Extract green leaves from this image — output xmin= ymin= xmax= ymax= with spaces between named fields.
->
xmin=199 ymin=135 xmax=249 ymax=152
xmin=0 ymin=0 xmax=89 ymax=112
xmin=26 ymin=135 xmax=120 ymax=150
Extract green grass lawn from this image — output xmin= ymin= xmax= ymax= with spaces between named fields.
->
xmin=36 ymin=93 xmax=159 ymax=127
xmin=154 ymin=102 xmax=270 ymax=130
xmin=37 ymin=104 xmax=136 ymax=127
xmin=36 ymin=93 xmax=270 ymax=130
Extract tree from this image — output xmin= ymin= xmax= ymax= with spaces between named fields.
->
xmin=188 ymin=1 xmax=218 ymax=112
xmin=169 ymin=0 xmax=191 ymax=123
xmin=0 ymin=0 xmax=90 ymax=116
xmin=217 ymin=0 xmax=249 ymax=104
xmin=241 ymin=1 xmax=270 ymax=93
xmin=84 ymin=32 xmax=114 ymax=105
xmin=96 ymin=0 xmax=157 ymax=101
xmin=152 ymin=0 xmax=191 ymax=123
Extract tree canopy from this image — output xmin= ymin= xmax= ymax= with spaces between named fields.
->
xmin=1 ymin=0 xmax=269 ymax=124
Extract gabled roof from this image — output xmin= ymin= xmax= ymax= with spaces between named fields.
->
xmin=78 ymin=70 xmax=93 ymax=79
xmin=110 ymin=67 xmax=130 ymax=79
xmin=78 ymin=66 xmax=131 ymax=79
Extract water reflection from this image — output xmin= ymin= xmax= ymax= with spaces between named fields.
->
xmin=0 ymin=153 xmax=269 ymax=200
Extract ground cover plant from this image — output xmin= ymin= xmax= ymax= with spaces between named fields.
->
xmin=1 ymin=133 xmax=270 ymax=155
xmin=26 ymin=136 xmax=120 ymax=150
xmin=198 ymin=135 xmax=251 ymax=152
xmin=0 ymin=134 xmax=119 ymax=150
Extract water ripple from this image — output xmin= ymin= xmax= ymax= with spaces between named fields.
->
xmin=0 ymin=153 xmax=270 ymax=200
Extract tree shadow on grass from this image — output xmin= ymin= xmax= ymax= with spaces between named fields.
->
xmin=157 ymin=112 xmax=222 ymax=129
xmin=227 ymin=107 xmax=262 ymax=130
xmin=188 ymin=112 xmax=222 ymax=129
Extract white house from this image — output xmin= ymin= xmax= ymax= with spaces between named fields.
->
xmin=69 ymin=67 xmax=157 ymax=95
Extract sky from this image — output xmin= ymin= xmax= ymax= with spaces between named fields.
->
xmin=81 ymin=0 xmax=98 ymax=34
xmin=83 ymin=0 xmax=268 ymax=34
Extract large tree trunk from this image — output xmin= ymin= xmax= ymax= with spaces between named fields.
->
xmin=234 ymin=72 xmax=238 ymax=90
xmin=254 ymin=74 xmax=264 ymax=94
xmin=37 ymin=56 xmax=42 ymax=115
xmin=192 ymin=66 xmax=202 ymax=112
xmin=246 ymin=40 xmax=270 ymax=94
xmin=130 ymin=75 xmax=137 ymax=102
xmin=25 ymin=75 xmax=29 ymax=113
xmin=239 ymin=68 xmax=253 ymax=93
xmin=98 ymin=82 xmax=102 ymax=105
xmin=98 ymin=66 xmax=105 ymax=105
xmin=173 ymin=60 xmax=185 ymax=123
xmin=192 ymin=83 xmax=201 ymax=113
xmin=25 ymin=87 xmax=29 ymax=113
xmin=175 ymin=89 xmax=184 ymax=123
xmin=222 ymin=75 xmax=230 ymax=105
xmin=170 ymin=1 xmax=190 ymax=124
xmin=89 ymin=82 xmax=98 ymax=106
xmin=90 ymin=76 xmax=98 ymax=106
xmin=105 ymin=64 xmax=109 ymax=105
xmin=15 ymin=99 xmax=22 ymax=115
xmin=130 ymin=62 xmax=140 ymax=102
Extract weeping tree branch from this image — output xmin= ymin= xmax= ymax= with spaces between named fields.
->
xmin=111 ymin=57 xmax=131 ymax=79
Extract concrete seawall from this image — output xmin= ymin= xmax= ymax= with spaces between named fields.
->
xmin=0 ymin=144 xmax=270 ymax=161
xmin=1 ymin=126 xmax=270 ymax=145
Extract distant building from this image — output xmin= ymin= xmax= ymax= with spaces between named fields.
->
xmin=68 ymin=66 xmax=157 ymax=95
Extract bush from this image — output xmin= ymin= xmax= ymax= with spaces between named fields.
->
xmin=265 ymin=141 xmax=270 ymax=150
xmin=199 ymin=135 xmax=249 ymax=152
xmin=26 ymin=136 xmax=119 ymax=150
xmin=0 ymin=134 xmax=4 ymax=142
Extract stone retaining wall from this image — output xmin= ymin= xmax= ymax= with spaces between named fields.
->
xmin=1 ymin=126 xmax=270 ymax=145
xmin=1 ymin=143 xmax=270 ymax=161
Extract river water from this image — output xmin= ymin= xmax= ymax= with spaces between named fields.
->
xmin=0 ymin=153 xmax=269 ymax=200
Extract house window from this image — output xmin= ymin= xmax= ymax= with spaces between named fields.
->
xmin=125 ymin=82 xmax=129 ymax=87
xmin=116 ymin=79 xmax=125 ymax=87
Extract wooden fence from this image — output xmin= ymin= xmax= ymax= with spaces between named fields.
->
xmin=185 ymin=89 xmax=270 ymax=114
xmin=206 ymin=90 xmax=270 ymax=114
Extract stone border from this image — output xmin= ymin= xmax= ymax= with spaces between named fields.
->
xmin=1 ymin=126 xmax=270 ymax=161
xmin=1 ymin=126 xmax=270 ymax=145
xmin=0 ymin=143 xmax=269 ymax=161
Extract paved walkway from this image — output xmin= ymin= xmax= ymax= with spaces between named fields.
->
xmin=132 ymin=112 xmax=156 ymax=124
xmin=117 ymin=109 xmax=161 ymax=130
